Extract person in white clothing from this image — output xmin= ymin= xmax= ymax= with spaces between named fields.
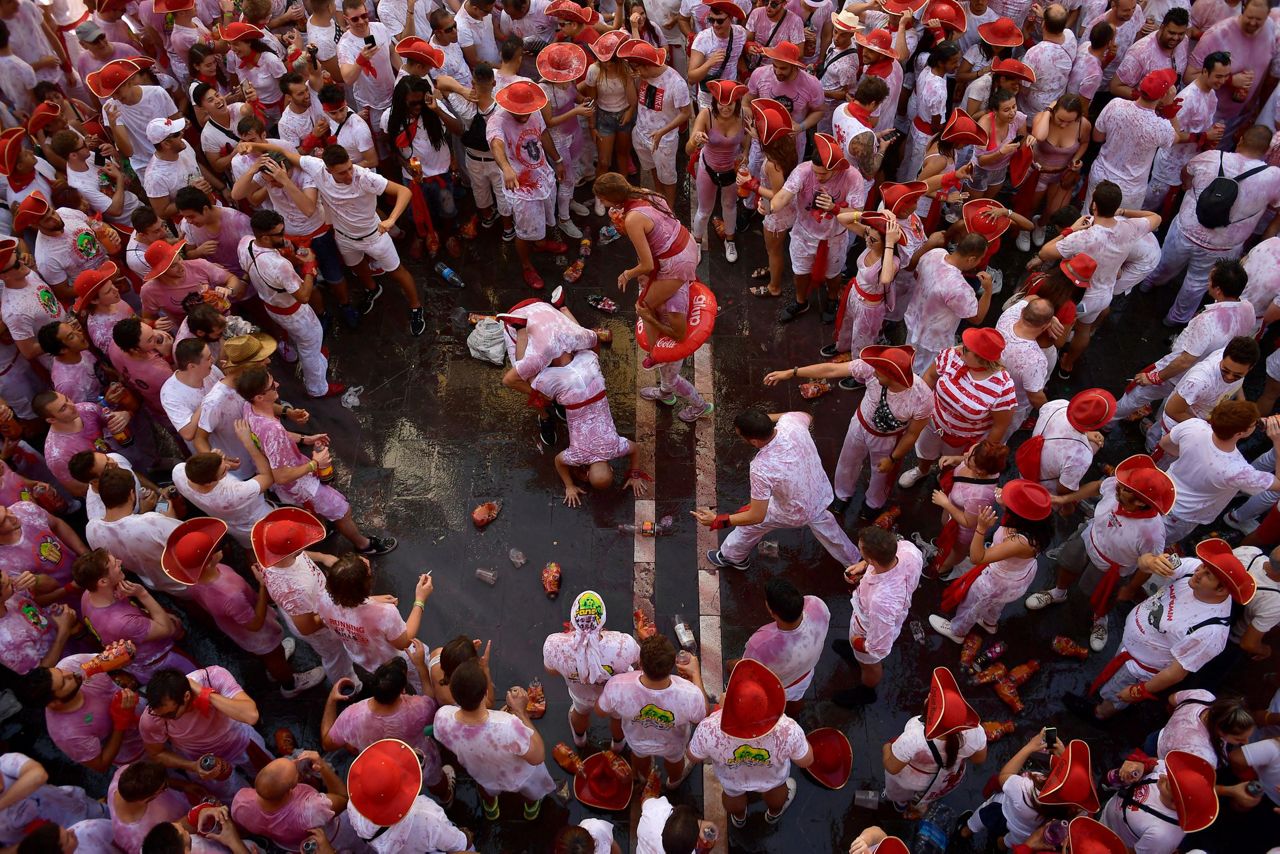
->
xmin=240 ymin=210 xmax=343 ymax=399
xmin=337 ymin=0 xmax=399 ymax=130
xmin=141 ymin=117 xmax=209 ymax=220
xmin=47 ymin=131 xmax=142 ymax=226
xmin=1099 ymin=752 xmax=1220 ymax=854
xmin=159 ymin=338 xmax=223 ymax=450
xmin=739 ymin=577 xmax=830 ymax=705
xmin=1150 ymin=338 xmax=1257 ymax=453
xmin=172 ymin=440 xmax=273 ymax=549
xmin=19 ymin=195 xmax=110 ymax=299
xmin=86 ymin=57 xmax=181 ymax=177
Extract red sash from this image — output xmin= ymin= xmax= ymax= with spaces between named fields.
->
xmin=912 ymin=116 xmax=933 ymax=135
xmin=941 ymin=561 xmax=990 ymax=612
xmin=264 ymin=299 xmax=304 ymax=316
xmin=1087 ymin=650 xmax=1158 ymax=697
xmin=563 ymin=388 xmax=608 ymax=410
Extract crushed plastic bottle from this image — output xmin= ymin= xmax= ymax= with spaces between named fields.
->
xmin=598 ymin=225 xmax=621 ymax=245
xmin=910 ymin=619 xmax=926 ymax=645
xmin=340 ymin=385 xmax=364 ymax=409
xmin=434 ymin=263 xmax=465 ymax=288
xmin=475 ymin=568 xmax=497 ymax=586
xmin=508 ymin=548 xmax=526 ymax=568
xmin=757 ymin=540 xmax=779 ymax=557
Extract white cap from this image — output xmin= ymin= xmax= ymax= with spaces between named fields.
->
xmin=145 ymin=116 xmax=187 ymax=144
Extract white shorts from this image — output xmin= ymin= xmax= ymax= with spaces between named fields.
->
xmin=635 ymin=127 xmax=679 ymax=185
xmin=914 ymin=421 xmax=973 ymax=461
xmin=465 ymin=150 xmax=510 ymax=215
xmin=1076 ymin=283 xmax=1116 ymax=325
xmin=567 ymin=678 xmax=606 ymax=715
xmin=507 ymin=193 xmax=555 ymax=242
xmin=335 ymin=227 xmax=401 ymax=272
xmin=790 ymin=231 xmax=849 ymax=280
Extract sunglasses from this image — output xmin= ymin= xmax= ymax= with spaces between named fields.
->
xmin=707 ymin=15 xmax=727 ymax=23
xmin=347 ymin=11 xmax=369 ymax=21
xmin=441 ymin=23 xmax=457 ymax=31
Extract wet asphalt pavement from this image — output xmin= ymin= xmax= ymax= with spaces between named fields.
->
xmin=6 ymin=175 xmax=1280 ymax=852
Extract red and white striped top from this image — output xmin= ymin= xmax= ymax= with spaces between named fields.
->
xmin=930 ymin=346 xmax=1017 ymax=440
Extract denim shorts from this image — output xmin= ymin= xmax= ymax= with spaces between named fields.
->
xmin=310 ymin=229 xmax=346 ymax=285
xmin=420 ymin=173 xmax=458 ymax=221
xmin=596 ymin=107 xmax=635 ymax=136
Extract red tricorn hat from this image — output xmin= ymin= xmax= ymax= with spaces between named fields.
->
xmin=537 ymin=42 xmax=589 ymax=83
xmin=750 ymin=98 xmax=793 ymax=146
xmin=494 ymin=312 xmax=529 ymax=329
xmin=762 ymin=41 xmax=805 ymax=67
xmin=86 ymin=56 xmax=152 ymax=99
xmin=1066 ymin=817 xmax=1126 ymax=854
xmin=814 ymin=132 xmax=847 ymax=170
xmin=707 ymin=79 xmax=748 ymax=106
xmin=978 ymin=16 xmax=1023 ymax=47
xmin=590 ymin=28 xmax=630 ymax=62
xmin=882 ymin=0 xmax=929 ymax=13
xmin=803 ymin=728 xmax=852 ymax=790
xmin=616 ymin=37 xmax=668 ymax=67
xmin=879 ymin=180 xmax=927 ymax=215
xmin=1114 ymin=454 xmax=1175 ymax=515
xmin=0 ymin=238 xmax=18 ymax=273
xmin=1195 ymin=537 xmax=1256 ymax=604
xmin=73 ymin=262 xmax=119 ymax=312
xmin=855 ymin=28 xmax=897 ymax=59
xmin=961 ymin=326 xmax=1005 ymax=362
xmin=1008 ymin=142 xmax=1035 ymax=187
xmin=547 ymin=0 xmax=594 ymax=23
xmin=348 ymin=739 xmax=422 ymax=827
xmin=993 ymin=57 xmax=1036 ymax=84
xmin=941 ymin=108 xmax=988 ymax=148
xmin=1164 ymin=750 xmax=1218 ymax=832
xmin=924 ymin=667 xmax=979 ymax=739
xmin=12 ymin=191 xmax=50 ymax=233
xmin=573 ymin=752 xmax=634 ymax=810
xmin=1038 ymin=739 xmax=1099 ymax=813
xmin=154 ymin=0 xmax=195 ymax=12
xmin=707 ymin=0 xmax=747 ymax=22
xmin=396 ymin=37 xmax=445 ymax=69
xmin=143 ymin=239 xmax=186 ymax=281
xmin=720 ymin=659 xmax=785 ymax=739
xmin=251 ymin=507 xmax=327 ymax=567
xmin=0 ymin=127 xmax=28 ymax=176
xmin=1067 ymin=388 xmax=1116 ymax=432
xmin=496 ymin=80 xmax=549 ymax=115
xmin=924 ymin=0 xmax=965 ymax=35
xmin=26 ymin=102 xmax=61 ymax=136
xmin=1060 ymin=253 xmax=1096 ymax=288
xmin=860 ymin=211 xmax=892 ymax=234
xmin=1000 ymin=479 xmax=1053 ymax=521
xmin=860 ymin=345 xmax=915 ymax=388
xmin=218 ymin=21 xmax=266 ymax=41
xmin=963 ymin=198 xmax=1010 ymax=241
xmin=161 ymin=518 xmax=228 ymax=585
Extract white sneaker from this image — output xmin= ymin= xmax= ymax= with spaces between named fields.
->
xmin=1089 ymin=617 xmax=1110 ymax=652
xmin=898 ymin=467 xmax=928 ymax=489
xmin=1223 ymin=510 xmax=1259 ymax=534
xmin=282 ymin=637 xmax=296 ymax=660
xmin=559 ymin=218 xmax=583 ymax=239
xmin=1025 ymin=589 xmax=1067 ymax=610
xmin=281 ymin=666 xmax=325 ymax=697
xmin=1031 ymin=224 xmax=1046 ymax=246
xmin=1016 ymin=229 xmax=1031 ymax=252
xmin=725 ymin=240 xmax=738 ymax=263
xmin=570 ymin=200 xmax=590 ymax=217
xmin=764 ymin=779 xmax=798 ymax=824
xmin=929 ymin=614 xmax=966 ymax=644
xmin=593 ymin=197 xmax=605 ymax=216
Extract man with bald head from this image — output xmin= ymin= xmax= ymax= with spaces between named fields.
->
xmin=1019 ymin=5 xmax=1076 ymax=115
xmin=230 ymin=751 xmax=356 ymax=851
xmin=996 ymin=298 xmax=1054 ymax=427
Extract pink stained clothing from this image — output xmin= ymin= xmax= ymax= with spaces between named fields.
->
xmin=502 ymin=302 xmax=598 ymax=383
xmin=74 ymin=41 xmax=136 ymax=82
xmin=1118 ymin=568 xmax=1230 ymax=675
xmin=596 ymin=671 xmax=708 ymax=762
xmin=950 ymin=527 xmax=1039 ymax=635
xmin=1027 ymin=399 xmax=1097 ymax=491
xmin=976 ymin=111 xmax=1027 ymax=172
xmin=531 ymin=351 xmax=632 ymax=467
xmin=689 ymin=25 xmax=749 ymax=84
xmin=1150 ymin=82 xmax=1219 ymax=189
xmin=1020 ymin=34 xmax=1077 ymax=115
xmin=543 ymin=628 xmax=640 ymax=709
xmin=0 ymin=501 xmax=76 ymax=585
xmin=1244 ymin=237 xmax=1280 ymax=323
xmin=348 ymin=795 xmax=470 ymax=853
xmin=627 ymin=201 xmax=700 ymax=282
xmin=688 ymin=711 xmax=809 ymax=797
xmin=106 ymin=344 xmax=173 ymax=419
xmin=328 ymin=695 xmax=439 ymax=756
xmin=1059 ymin=217 xmax=1155 ymax=315
xmin=744 ymin=8 xmax=804 ymax=56
xmin=990 ymin=0 xmax=1033 ymax=24
xmin=0 ymin=587 xmax=55 ymax=674
xmin=432 ymin=706 xmax=555 ymax=798
xmin=244 ymin=409 xmax=324 ymax=507
xmin=943 ymin=471 xmax=1001 ymax=554
xmin=864 ymin=61 xmax=904 ymax=134
xmin=179 ymin=211 xmax=254 ymax=279
xmin=1068 ymin=44 xmax=1105 ymax=101
xmin=884 ymin=714 xmax=987 ymax=804
xmin=746 ymin=65 xmax=825 ymax=127
xmin=1156 ymin=688 xmax=1219 ymax=765
xmin=1175 ymin=152 xmax=1280 ymax=251
xmin=992 ymin=322 xmax=1048 ymax=414
xmin=139 ymin=259 xmax=233 ymax=323
xmin=1087 ymin=11 xmax=1144 ymax=84
xmin=904 ymin=249 xmax=978 ymax=354
xmin=185 ymin=564 xmax=284 ymax=656
xmin=314 ymin=595 xmax=411 ymax=676
xmin=230 ymin=784 xmax=336 ymax=852
xmin=703 ymin=117 xmax=744 ymax=172
xmin=749 ymin=412 xmax=835 ymax=526
xmin=743 ymin=595 xmax=831 ymax=698
xmin=486 ymin=108 xmax=555 ymax=202
xmin=1082 ymin=477 xmax=1167 ymax=572
xmin=78 ymin=594 xmax=177 ymax=680
xmin=108 ymin=764 xmax=191 ymax=854
xmin=1116 ymin=31 xmax=1189 ymax=90
xmin=1165 ymin=348 xmax=1245 ymax=429
xmin=84 ymin=512 xmax=185 ymax=597
xmin=1 ymin=276 xmax=69 ymax=345
xmin=836 ymin=249 xmax=889 ymax=353
xmin=850 ymin=540 xmax=924 ymax=662
xmin=1167 ymin=416 xmax=1273 ymax=524
xmin=43 ymin=403 xmax=112 ymax=489
xmin=782 ymin=161 xmax=862 ymax=244
xmin=1191 ymin=0 xmax=1236 ymax=33
xmin=46 ymin=654 xmax=147 ymax=768
xmin=0 ymin=463 xmax=25 ymax=507
xmin=33 ymin=209 xmax=109 ymax=289
xmin=51 ymin=351 xmax=104 ymax=404
xmin=86 ymin=305 xmax=135 ymax=356
xmin=1091 ymin=98 xmax=1177 ymax=202
xmin=1157 ymin=301 xmax=1256 ymax=374
xmin=1191 ymin=14 xmax=1275 ymax=121
xmin=197 ymin=382 xmax=258 ymax=479
xmin=137 ymin=666 xmax=254 ymax=762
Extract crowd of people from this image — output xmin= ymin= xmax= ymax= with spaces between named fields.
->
xmin=0 ymin=0 xmax=1277 ymax=849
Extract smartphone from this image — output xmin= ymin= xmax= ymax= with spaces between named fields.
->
xmin=1043 ymin=726 xmax=1058 ymax=750
xmin=155 ymin=498 xmax=169 ymax=514
xmin=93 ymin=150 xmax=105 ymax=166
xmin=364 ymin=34 xmax=376 ymax=47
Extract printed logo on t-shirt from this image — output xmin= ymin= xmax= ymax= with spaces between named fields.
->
xmin=35 ymin=532 xmax=62 ymax=566
xmin=326 ymin=617 xmax=368 ymax=644
xmin=567 ymin=663 xmax=614 ymax=684
xmin=73 ymin=227 xmax=103 ymax=261
xmin=639 ymin=81 xmax=665 ymax=111
xmin=36 ymin=286 xmax=60 ymax=317
xmin=633 ymin=703 xmax=676 ymax=730
xmin=727 ymin=744 xmax=771 ymax=767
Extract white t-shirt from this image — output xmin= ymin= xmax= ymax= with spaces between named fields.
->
xmin=1167 ymin=418 xmax=1274 ymax=524
xmin=1240 ymin=738 xmax=1280 ymax=805
xmin=1029 ymin=399 xmax=1096 ymax=491
xmin=297 ymin=155 xmax=386 ymax=238
xmin=636 ymin=796 xmax=676 ymax=854
xmin=172 ymin=464 xmax=271 ymax=545
xmin=1120 ymin=570 xmax=1231 ymax=675
xmin=277 ymin=100 xmax=329 ymax=152
xmin=85 ymin=453 xmax=139 ymax=522
xmin=84 ymin=512 xmax=185 ymax=595
xmin=105 ymin=86 xmax=179 ymax=174
xmin=142 ymin=142 xmax=204 ymax=204
xmin=308 ymin=18 xmax=340 ymax=62
xmin=337 ymin=24 xmax=397 ymax=112
xmin=688 ymin=710 xmax=809 ymax=795
xmin=1156 ymin=689 xmax=1217 ymax=765
xmin=197 ymin=381 xmax=258 ymax=479
xmin=34 ymin=209 xmax=109 ymax=289
xmin=200 ymin=103 xmax=253 ymax=159
xmin=239 ymin=238 xmax=302 ymax=309
xmin=456 ymin=5 xmax=500 ymax=64
xmin=1229 ymin=545 xmax=1280 ymax=644
xmin=64 ymin=163 xmax=143 ymax=226
xmin=1 ymin=275 xmax=68 ymax=344
xmin=256 ymin=168 xmax=327 ymax=236
xmin=635 ymin=65 xmax=691 ymax=139
xmin=159 ymin=369 xmax=223 ymax=447
xmin=596 ymin=671 xmax=707 ymax=760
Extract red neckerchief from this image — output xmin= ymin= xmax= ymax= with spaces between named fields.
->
xmin=1115 ymin=503 xmax=1159 ymax=520
xmin=240 ymin=51 xmax=261 ymax=71
xmin=865 ymin=58 xmax=894 ymax=79
xmin=355 ymin=52 xmax=378 ymax=78
xmin=395 ymin=121 xmax=416 ymax=150
xmin=195 ymin=72 xmax=218 ymax=87
xmin=7 ymin=170 xmax=36 ymax=194
xmin=846 ymin=101 xmax=874 ymax=126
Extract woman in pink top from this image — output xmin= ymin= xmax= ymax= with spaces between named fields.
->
xmin=687 ymin=80 xmax=748 ymax=262
xmin=1022 ymin=95 xmax=1091 ymax=250
xmin=971 ymin=88 xmax=1028 ymax=197
xmin=930 ymin=440 xmax=1008 ymax=576
xmin=74 ymin=265 xmax=151 ymax=357
xmin=743 ymin=98 xmax=798 ymax=297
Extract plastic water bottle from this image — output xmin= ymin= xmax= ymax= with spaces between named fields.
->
xmin=913 ymin=803 xmax=953 ymax=854
xmin=673 ymin=615 xmax=697 ymax=653
xmin=598 ymin=225 xmax=621 ymax=245
xmin=434 ymin=263 xmax=465 ymax=288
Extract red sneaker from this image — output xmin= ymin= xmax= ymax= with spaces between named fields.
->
xmin=533 ymin=239 xmax=568 ymax=254
xmin=309 ymin=382 xmax=347 ymax=399
xmin=523 ymin=266 xmax=545 ymax=290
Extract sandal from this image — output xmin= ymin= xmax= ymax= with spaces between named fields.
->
xmin=750 ymin=266 xmax=769 ymax=279
xmin=523 ymin=798 xmax=543 ymax=821
xmin=749 ymin=286 xmax=782 ymax=297
xmin=482 ymin=795 xmax=500 ymax=820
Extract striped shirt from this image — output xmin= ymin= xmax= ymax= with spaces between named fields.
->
xmin=930 ymin=347 xmax=1017 ymax=440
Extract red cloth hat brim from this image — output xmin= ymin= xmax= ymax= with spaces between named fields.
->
xmin=1038 ymin=739 xmax=1100 ymax=813
xmin=1114 ymin=454 xmax=1176 ymax=515
xmin=1195 ymin=537 xmax=1257 ymax=604
xmin=977 ymin=16 xmax=1023 ymax=47
xmin=1000 ymin=478 xmax=1053 ymax=521
xmin=496 ymin=82 xmax=549 ymax=115
xmin=590 ymin=29 xmax=630 ymax=61
xmin=537 ymin=42 xmax=589 ymax=82
xmin=1066 ymin=817 xmax=1127 ymax=854
xmin=961 ymin=326 xmax=1005 ymax=362
xmin=721 ymin=659 xmax=785 ymax=739
xmin=573 ymin=752 xmax=634 ymax=810
xmin=1066 ymin=388 xmax=1116 ymax=432
xmin=1164 ymin=750 xmax=1219 ymax=832
xmin=879 ymin=180 xmax=927 ymax=215
xmin=0 ymin=127 xmax=27 ymax=177
xmin=161 ymin=517 xmax=228 ymax=585
xmin=859 ymin=345 xmax=915 ymax=387
xmin=854 ymin=29 xmax=897 ymax=57
xmin=251 ymin=507 xmax=327 ymax=567
xmin=804 ymin=728 xmax=852 ymax=790
xmin=750 ymin=98 xmax=793 ymax=146
xmin=72 ymin=261 xmax=119 ymax=313
xmin=348 ymin=739 xmax=422 ymax=827
xmin=12 ymin=191 xmax=50 ymax=233
xmin=707 ymin=0 xmax=747 ymax=22
xmin=963 ymin=198 xmax=1010 ymax=240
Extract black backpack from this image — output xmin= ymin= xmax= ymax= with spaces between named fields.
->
xmin=1196 ymin=152 xmax=1270 ymax=229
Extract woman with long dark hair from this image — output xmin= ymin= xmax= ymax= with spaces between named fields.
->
xmin=223 ymin=23 xmax=287 ymax=121
xmin=582 ymin=30 xmax=637 ymax=200
xmin=743 ymin=98 xmax=796 ymax=296
xmin=883 ymin=667 xmax=988 ymax=819
xmin=383 ymin=76 xmax=464 ymax=256
xmin=687 ymin=79 xmax=746 ymax=262
xmin=970 ymin=87 xmax=1027 ymax=199
xmin=1019 ymin=94 xmax=1091 ymax=250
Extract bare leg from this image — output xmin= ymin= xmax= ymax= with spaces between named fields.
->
xmin=722 ymin=791 xmax=749 ymax=823
xmin=616 ymin=129 xmax=635 ymax=174
xmin=764 ymin=228 xmax=785 ymax=295
xmin=860 ymin=661 xmax=884 ymax=688
xmin=262 ymin=645 xmax=295 ymax=687
xmin=795 ymin=272 xmax=813 ymax=306
xmin=1257 ymin=377 xmax=1280 ymax=416
xmin=387 ymin=265 xmax=421 ymax=309
xmin=596 ymin=132 xmax=616 ymax=175
xmin=569 ymin=708 xmax=590 ymax=739
xmin=333 ymin=511 xmax=371 ymax=551
xmin=762 ymin=781 xmax=790 ymax=814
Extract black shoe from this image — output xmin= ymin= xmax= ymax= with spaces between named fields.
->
xmin=830 ymin=638 xmax=856 ymax=661
xmin=706 ymin=549 xmax=751 ymax=570
xmin=829 ymin=496 xmax=851 ymax=515
xmin=778 ymin=300 xmax=810 ymax=323
xmin=1055 ymin=364 xmax=1074 ymax=382
xmin=857 ymin=502 xmax=884 ymax=521
xmin=339 ymin=303 xmax=361 ymax=330
xmin=820 ymin=295 xmax=838 ymax=324
xmin=360 ymin=283 xmax=383 ymax=315
xmin=1063 ymin=692 xmax=1104 ymax=724
xmin=833 ymin=685 xmax=878 ymax=707
xmin=552 ymin=402 xmax=568 ymax=423
xmin=409 ymin=307 xmax=427 ymax=336
xmin=537 ymin=416 xmax=557 ymax=447
xmin=820 ymin=343 xmax=839 ymax=359
xmin=838 ymin=377 xmax=863 ymax=392
xmin=358 ymin=535 xmax=398 ymax=556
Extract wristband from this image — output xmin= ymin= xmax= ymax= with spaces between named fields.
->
xmin=1144 ymin=368 xmax=1162 ymax=385
xmin=1188 ymin=131 xmax=1206 ymax=148
xmin=301 ymin=261 xmax=317 ymax=277
xmin=625 ymin=469 xmax=653 ymax=482
xmin=413 ymin=600 xmax=425 ymax=609
xmin=1137 ymin=682 xmax=1158 ymax=701
xmin=939 ymin=170 xmax=962 ymax=192
xmin=742 ymin=177 xmax=760 ymax=194
xmin=192 ymin=685 xmax=214 ymax=715
xmin=710 ymin=513 xmax=733 ymax=530
xmin=1125 ymin=748 xmax=1158 ymax=773
xmin=109 ymin=692 xmax=136 ymax=731
xmin=308 ymin=460 xmax=319 ymax=473
xmin=1059 ymin=226 xmax=1074 ymax=237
